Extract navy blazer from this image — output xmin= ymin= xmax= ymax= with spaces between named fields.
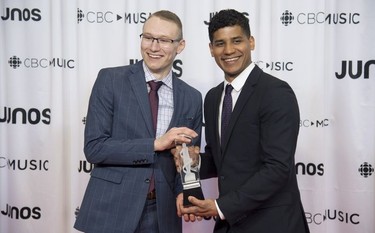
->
xmin=74 ymin=61 xmax=202 ymax=233
xmin=200 ymin=65 xmax=309 ymax=233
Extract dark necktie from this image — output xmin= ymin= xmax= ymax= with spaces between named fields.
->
xmin=147 ymin=80 xmax=162 ymax=193
xmin=221 ymin=84 xmax=234 ymax=145
xmin=148 ymin=81 xmax=163 ymax=135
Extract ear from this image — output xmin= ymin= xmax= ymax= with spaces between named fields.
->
xmin=209 ymin=43 xmax=214 ymax=57
xmin=249 ymin=36 xmax=255 ymax=51
xmin=176 ymin=39 xmax=186 ymax=54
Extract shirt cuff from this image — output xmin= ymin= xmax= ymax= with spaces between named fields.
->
xmin=215 ymin=200 xmax=225 ymax=220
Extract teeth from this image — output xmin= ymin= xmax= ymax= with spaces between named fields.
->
xmin=224 ymin=57 xmax=238 ymax=62
xmin=149 ymin=54 xmax=161 ymax=58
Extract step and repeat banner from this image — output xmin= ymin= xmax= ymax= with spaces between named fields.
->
xmin=1 ymin=0 xmax=374 ymax=232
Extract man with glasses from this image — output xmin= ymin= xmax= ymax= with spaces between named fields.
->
xmin=74 ymin=10 xmax=202 ymax=233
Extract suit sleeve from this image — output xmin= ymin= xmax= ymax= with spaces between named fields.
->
xmin=83 ymin=68 xmax=155 ymax=165
xmin=200 ymin=88 xmax=219 ymax=179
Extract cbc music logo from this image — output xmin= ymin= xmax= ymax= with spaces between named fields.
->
xmin=77 ymin=8 xmax=84 ymax=23
xmin=255 ymin=60 xmax=294 ymax=72
xmin=305 ymin=209 xmax=359 ymax=225
xmin=0 ymin=157 xmax=49 ymax=171
xmin=1 ymin=203 xmax=41 ymax=220
xmin=8 ymin=56 xmax=75 ymax=69
xmin=300 ymin=119 xmax=329 ymax=128
xmin=280 ymin=10 xmax=360 ymax=26
xmin=77 ymin=8 xmax=151 ymax=24
xmin=358 ymin=162 xmax=374 ymax=178
xmin=204 ymin=11 xmax=249 ymax=25
xmin=130 ymin=58 xmax=183 ymax=78
xmin=335 ymin=60 xmax=375 ymax=79
xmin=8 ymin=56 xmax=22 ymax=69
xmin=1 ymin=106 xmax=51 ymax=125
xmin=1 ymin=7 xmax=41 ymax=21
xmin=280 ymin=10 xmax=294 ymax=26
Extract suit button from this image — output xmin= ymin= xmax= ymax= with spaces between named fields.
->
xmin=220 ymin=176 xmax=225 ymax=180
xmin=145 ymin=178 xmax=150 ymax=183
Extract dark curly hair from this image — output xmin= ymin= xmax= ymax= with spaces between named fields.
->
xmin=208 ymin=9 xmax=251 ymax=42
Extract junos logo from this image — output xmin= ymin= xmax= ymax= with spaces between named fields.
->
xmin=75 ymin=206 xmax=80 ymax=218
xmin=335 ymin=60 xmax=375 ymax=79
xmin=0 ymin=106 xmax=51 ymax=125
xmin=78 ymin=160 xmax=93 ymax=173
xmin=1 ymin=7 xmax=41 ymax=21
xmin=204 ymin=11 xmax=249 ymax=25
xmin=296 ymin=162 xmax=324 ymax=176
xmin=129 ymin=59 xmax=183 ymax=78
xmin=1 ymin=204 xmax=41 ymax=220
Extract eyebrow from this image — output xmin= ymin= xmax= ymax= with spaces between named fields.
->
xmin=213 ymin=36 xmax=243 ymax=43
xmin=142 ymin=33 xmax=173 ymax=39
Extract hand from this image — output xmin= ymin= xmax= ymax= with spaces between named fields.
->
xmin=154 ymin=127 xmax=198 ymax=151
xmin=179 ymin=196 xmax=218 ymax=218
xmin=172 ymin=145 xmax=200 ymax=173
xmin=176 ymin=193 xmax=203 ymax=222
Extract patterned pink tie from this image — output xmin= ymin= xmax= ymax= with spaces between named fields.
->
xmin=221 ymin=84 xmax=233 ymax=145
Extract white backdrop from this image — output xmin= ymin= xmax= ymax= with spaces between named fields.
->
xmin=1 ymin=0 xmax=374 ymax=232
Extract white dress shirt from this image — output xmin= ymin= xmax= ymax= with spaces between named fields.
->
xmin=215 ymin=62 xmax=255 ymax=220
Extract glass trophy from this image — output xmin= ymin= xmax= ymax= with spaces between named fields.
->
xmin=177 ymin=142 xmax=204 ymax=206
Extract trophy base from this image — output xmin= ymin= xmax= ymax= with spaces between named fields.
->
xmin=183 ymin=187 xmax=204 ymax=206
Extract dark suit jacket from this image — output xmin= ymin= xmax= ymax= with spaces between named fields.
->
xmin=74 ymin=61 xmax=202 ymax=233
xmin=200 ymin=65 xmax=309 ymax=233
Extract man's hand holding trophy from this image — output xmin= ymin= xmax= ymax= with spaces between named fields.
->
xmin=173 ymin=135 xmax=204 ymax=207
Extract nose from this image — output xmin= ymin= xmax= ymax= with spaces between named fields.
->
xmin=150 ymin=38 xmax=161 ymax=50
xmin=151 ymin=38 xmax=159 ymax=43
xmin=223 ymin=43 xmax=235 ymax=54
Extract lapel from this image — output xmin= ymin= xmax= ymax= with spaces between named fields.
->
xmin=220 ymin=66 xmax=262 ymax=156
xmin=168 ymin=74 xmax=183 ymax=130
xmin=212 ymin=82 xmax=225 ymax=157
xmin=128 ymin=61 xmax=154 ymax=137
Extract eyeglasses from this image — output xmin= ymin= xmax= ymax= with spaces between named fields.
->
xmin=140 ymin=34 xmax=181 ymax=48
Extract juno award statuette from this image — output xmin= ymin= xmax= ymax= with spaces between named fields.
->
xmin=178 ymin=142 xmax=204 ymax=206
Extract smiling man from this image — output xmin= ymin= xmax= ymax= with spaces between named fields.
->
xmin=177 ymin=9 xmax=310 ymax=233
xmin=74 ymin=10 xmax=202 ymax=233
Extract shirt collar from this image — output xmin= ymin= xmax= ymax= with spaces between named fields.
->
xmin=224 ymin=62 xmax=255 ymax=92
xmin=143 ymin=62 xmax=173 ymax=89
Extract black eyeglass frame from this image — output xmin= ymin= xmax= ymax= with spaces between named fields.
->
xmin=139 ymin=33 xmax=182 ymax=45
